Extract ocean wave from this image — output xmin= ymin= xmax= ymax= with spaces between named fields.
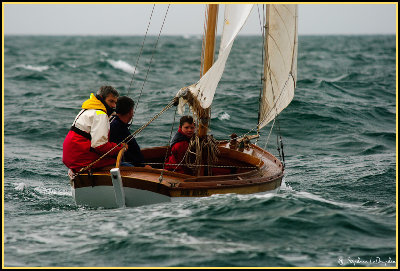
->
xmin=363 ymin=131 xmax=396 ymax=142
xmin=33 ymin=186 xmax=72 ymax=197
xmin=359 ymin=145 xmax=388 ymax=156
xmin=217 ymin=112 xmax=231 ymax=121
xmin=8 ymin=73 xmax=49 ymax=81
xmin=107 ymin=59 xmax=138 ymax=74
xmin=12 ymin=182 xmax=70 ymax=197
xmin=16 ymin=64 xmax=49 ymax=72
xmin=4 ymin=180 xmax=76 ymax=212
xmin=14 ymin=182 xmax=28 ymax=191
xmin=4 ymin=118 xmax=68 ymax=139
xmin=65 ymin=63 xmax=78 ymax=69
xmin=3 ymin=35 xmax=396 ymax=268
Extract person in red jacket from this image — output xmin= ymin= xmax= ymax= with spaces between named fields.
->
xmin=62 ymin=86 xmax=126 ymax=172
xmin=165 ymin=116 xmax=195 ymax=174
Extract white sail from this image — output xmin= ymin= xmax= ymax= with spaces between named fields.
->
xmin=177 ymin=4 xmax=254 ymax=110
xmin=258 ymin=4 xmax=298 ymax=128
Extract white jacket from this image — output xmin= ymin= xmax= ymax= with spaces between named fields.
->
xmin=73 ymin=109 xmax=111 ymax=148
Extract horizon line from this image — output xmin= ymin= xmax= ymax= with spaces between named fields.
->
xmin=3 ymin=33 xmax=396 ymax=36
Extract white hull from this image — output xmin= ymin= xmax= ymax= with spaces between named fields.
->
xmin=72 ymin=186 xmax=171 ymax=208
xmin=72 ymin=184 xmax=281 ymax=208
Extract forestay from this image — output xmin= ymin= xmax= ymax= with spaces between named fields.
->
xmin=258 ymin=4 xmax=298 ymax=128
xmin=177 ymin=4 xmax=254 ymax=111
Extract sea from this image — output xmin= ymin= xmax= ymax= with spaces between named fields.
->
xmin=3 ymin=34 xmax=397 ymax=268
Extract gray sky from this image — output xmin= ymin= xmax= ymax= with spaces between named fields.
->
xmin=3 ymin=3 xmax=397 ymax=36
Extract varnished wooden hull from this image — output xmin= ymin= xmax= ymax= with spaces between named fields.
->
xmin=70 ymin=143 xmax=284 ymax=208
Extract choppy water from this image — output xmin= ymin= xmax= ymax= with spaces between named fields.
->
xmin=3 ymin=34 xmax=397 ymax=267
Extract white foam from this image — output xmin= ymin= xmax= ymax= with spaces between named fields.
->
xmin=218 ymin=112 xmax=230 ymax=121
xmin=14 ymin=182 xmax=27 ymax=191
xmin=295 ymin=191 xmax=362 ymax=210
xmin=107 ymin=59 xmax=138 ymax=74
xmin=18 ymin=64 xmax=49 ymax=72
xmin=280 ymin=178 xmax=294 ymax=191
xmin=33 ymin=186 xmax=72 ymax=197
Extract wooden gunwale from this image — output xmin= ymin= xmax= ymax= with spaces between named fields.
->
xmin=71 ymin=143 xmax=283 ymax=195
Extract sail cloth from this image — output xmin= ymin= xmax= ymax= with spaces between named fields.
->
xmin=258 ymin=4 xmax=298 ymax=129
xmin=177 ymin=4 xmax=254 ymax=111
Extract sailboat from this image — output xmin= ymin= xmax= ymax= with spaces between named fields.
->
xmin=70 ymin=4 xmax=298 ymax=208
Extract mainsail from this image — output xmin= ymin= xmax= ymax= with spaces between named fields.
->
xmin=258 ymin=4 xmax=298 ymax=128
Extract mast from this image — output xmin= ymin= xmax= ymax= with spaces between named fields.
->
xmin=257 ymin=4 xmax=267 ymax=133
xmin=198 ymin=4 xmax=218 ymax=138
xmin=259 ymin=4 xmax=270 ymax=130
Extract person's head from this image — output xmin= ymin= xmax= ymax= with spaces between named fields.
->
xmin=179 ymin=115 xmax=195 ymax=138
xmin=97 ymin=85 xmax=119 ymax=109
xmin=116 ymin=96 xmax=135 ymax=124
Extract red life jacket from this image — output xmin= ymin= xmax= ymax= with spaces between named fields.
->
xmin=165 ymin=127 xmax=191 ymax=174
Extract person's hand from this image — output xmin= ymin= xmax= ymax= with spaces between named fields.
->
xmin=173 ymin=97 xmax=180 ymax=106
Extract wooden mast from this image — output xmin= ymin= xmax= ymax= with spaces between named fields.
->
xmin=198 ymin=4 xmax=218 ymax=138
xmin=193 ymin=4 xmax=219 ymax=177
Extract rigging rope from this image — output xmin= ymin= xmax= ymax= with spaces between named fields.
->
xmin=133 ymin=4 xmax=170 ymax=118
xmin=159 ymin=106 xmax=178 ymax=182
xmin=127 ymin=4 xmax=155 ymax=97
xmin=256 ymin=118 xmax=276 ymax=169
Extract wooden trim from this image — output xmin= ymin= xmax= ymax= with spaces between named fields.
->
xmin=115 ymin=146 xmax=127 ymax=168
